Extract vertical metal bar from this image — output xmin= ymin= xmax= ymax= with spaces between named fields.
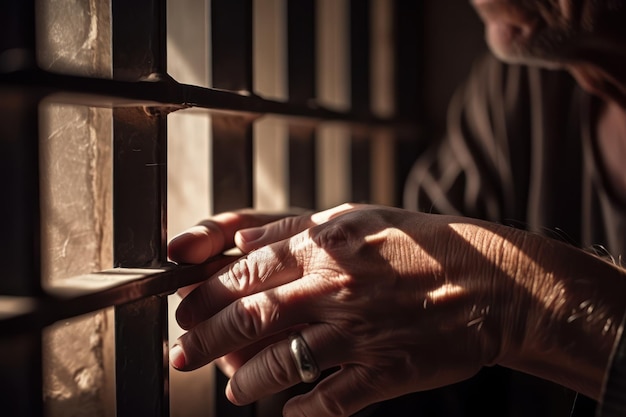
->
xmin=211 ymin=0 xmax=254 ymax=92
xmin=393 ymin=0 xmax=422 ymax=120
xmin=112 ymin=108 xmax=168 ymax=267
xmin=112 ymin=110 xmax=170 ymax=417
xmin=210 ymin=115 xmax=254 ymax=415
xmin=115 ymin=296 xmax=170 ymax=416
xmin=351 ymin=132 xmax=371 ymax=204
xmin=0 ymin=332 xmax=43 ymax=416
xmin=112 ymin=0 xmax=169 ymax=416
xmin=0 ymin=1 xmax=41 ymax=296
xmin=350 ymin=0 xmax=371 ymax=116
xmin=286 ymin=0 xmax=317 ymax=209
xmin=210 ymin=3 xmax=254 ymax=415
xmin=0 ymin=0 xmax=37 ymax=72
xmin=0 ymin=92 xmax=42 ymax=296
xmin=392 ymin=0 xmax=423 ymax=207
xmin=287 ymin=0 xmax=316 ymax=104
xmin=350 ymin=0 xmax=372 ymax=204
xmin=211 ymin=115 xmax=254 ymax=214
xmin=288 ymin=125 xmax=317 ymax=209
xmin=112 ymin=0 xmax=167 ymax=80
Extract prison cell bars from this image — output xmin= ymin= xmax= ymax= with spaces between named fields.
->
xmin=0 ymin=0 xmax=422 ymax=416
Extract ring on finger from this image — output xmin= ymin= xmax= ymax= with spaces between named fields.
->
xmin=288 ymin=332 xmax=321 ymax=383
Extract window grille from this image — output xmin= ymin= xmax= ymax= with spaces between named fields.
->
xmin=0 ymin=0 xmax=422 ymax=416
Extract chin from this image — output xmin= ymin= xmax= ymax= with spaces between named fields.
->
xmin=485 ymin=24 xmax=569 ymax=70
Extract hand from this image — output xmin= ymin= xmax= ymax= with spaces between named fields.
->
xmin=168 ymin=204 xmax=521 ymax=416
xmin=169 ymin=203 xmax=626 ymax=416
xmin=168 ymin=208 xmax=305 ymax=297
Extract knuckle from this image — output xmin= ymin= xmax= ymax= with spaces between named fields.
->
xmin=311 ymin=222 xmax=351 ymax=250
xmin=262 ymin=346 xmax=296 ymax=387
xmin=280 ymin=215 xmax=307 ymax=234
xmin=185 ymin=329 xmax=213 ymax=362
xmin=223 ymin=258 xmax=256 ymax=292
xmin=230 ymin=298 xmax=265 ymax=341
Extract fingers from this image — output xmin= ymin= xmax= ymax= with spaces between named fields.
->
xmin=224 ymin=324 xmax=388 ymax=417
xmin=283 ymin=367 xmax=387 ymax=417
xmin=168 ymin=210 xmax=291 ymax=264
xmin=172 ymin=274 xmax=325 ymax=371
xmin=225 ymin=324 xmax=348 ymax=406
xmin=175 ymin=239 xmax=300 ymax=329
xmin=214 ymin=331 xmax=290 ymax=377
xmin=234 ymin=203 xmax=362 ymax=253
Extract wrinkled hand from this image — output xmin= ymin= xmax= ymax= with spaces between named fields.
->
xmin=167 ymin=203 xmax=527 ymax=416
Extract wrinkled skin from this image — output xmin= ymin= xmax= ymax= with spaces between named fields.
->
xmin=168 ymin=204 xmax=626 ymax=417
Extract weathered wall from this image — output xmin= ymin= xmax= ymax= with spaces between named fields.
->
xmin=37 ymin=0 xmax=115 ymax=416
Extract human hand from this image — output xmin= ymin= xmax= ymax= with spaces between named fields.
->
xmin=169 ymin=203 xmax=626 ymax=415
xmin=168 ymin=208 xmax=305 ymax=297
xmin=169 ymin=203 xmax=528 ymax=416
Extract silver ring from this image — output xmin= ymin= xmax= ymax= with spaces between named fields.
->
xmin=288 ymin=332 xmax=321 ymax=383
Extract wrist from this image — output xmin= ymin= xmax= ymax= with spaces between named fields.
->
xmin=494 ymin=230 xmax=626 ymax=400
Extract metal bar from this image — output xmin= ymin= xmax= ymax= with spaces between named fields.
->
xmin=112 ymin=0 xmax=170 ymax=415
xmin=350 ymin=0 xmax=373 ymax=203
xmin=350 ymin=0 xmax=371 ymax=115
xmin=211 ymin=0 xmax=254 ymax=92
xmin=286 ymin=0 xmax=316 ymax=103
xmin=112 ymin=107 xmax=169 ymax=416
xmin=112 ymin=107 xmax=168 ymax=267
xmin=211 ymin=114 xmax=255 ymax=214
xmin=0 ymin=0 xmax=41 ymax=296
xmin=351 ymin=132 xmax=372 ymax=203
xmin=116 ymin=296 xmax=169 ymax=416
xmin=211 ymin=113 xmax=254 ymax=415
xmin=0 ymin=331 xmax=42 ymax=416
xmin=393 ymin=0 xmax=422 ymax=119
xmin=0 ymin=90 xmax=42 ymax=296
xmin=288 ymin=124 xmax=317 ymax=209
xmin=0 ymin=0 xmax=36 ymax=72
xmin=0 ymin=259 xmax=236 ymax=337
xmin=210 ymin=3 xmax=254 ymax=414
xmin=392 ymin=0 xmax=424 ymax=206
xmin=111 ymin=0 xmax=167 ymax=80
xmin=0 ymin=72 xmax=416 ymax=129
xmin=286 ymin=0 xmax=317 ymax=210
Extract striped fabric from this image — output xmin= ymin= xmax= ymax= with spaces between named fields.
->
xmin=402 ymin=52 xmax=626 ymax=416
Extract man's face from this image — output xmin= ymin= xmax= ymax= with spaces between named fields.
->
xmin=470 ymin=0 xmax=624 ymax=68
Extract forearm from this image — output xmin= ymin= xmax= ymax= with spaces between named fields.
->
xmin=491 ymin=227 xmax=626 ymax=401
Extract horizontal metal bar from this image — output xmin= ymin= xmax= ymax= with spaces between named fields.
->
xmin=0 ymin=70 xmax=419 ymax=130
xmin=0 ymin=255 xmax=236 ymax=337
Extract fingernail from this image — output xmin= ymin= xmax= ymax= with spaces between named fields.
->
xmin=237 ymin=227 xmax=264 ymax=244
xmin=170 ymin=345 xmax=186 ymax=369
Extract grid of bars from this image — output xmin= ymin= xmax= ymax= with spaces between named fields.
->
xmin=0 ymin=0 xmax=422 ymax=415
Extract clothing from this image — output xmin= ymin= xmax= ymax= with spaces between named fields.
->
xmin=402 ymin=53 xmax=626 ymax=416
